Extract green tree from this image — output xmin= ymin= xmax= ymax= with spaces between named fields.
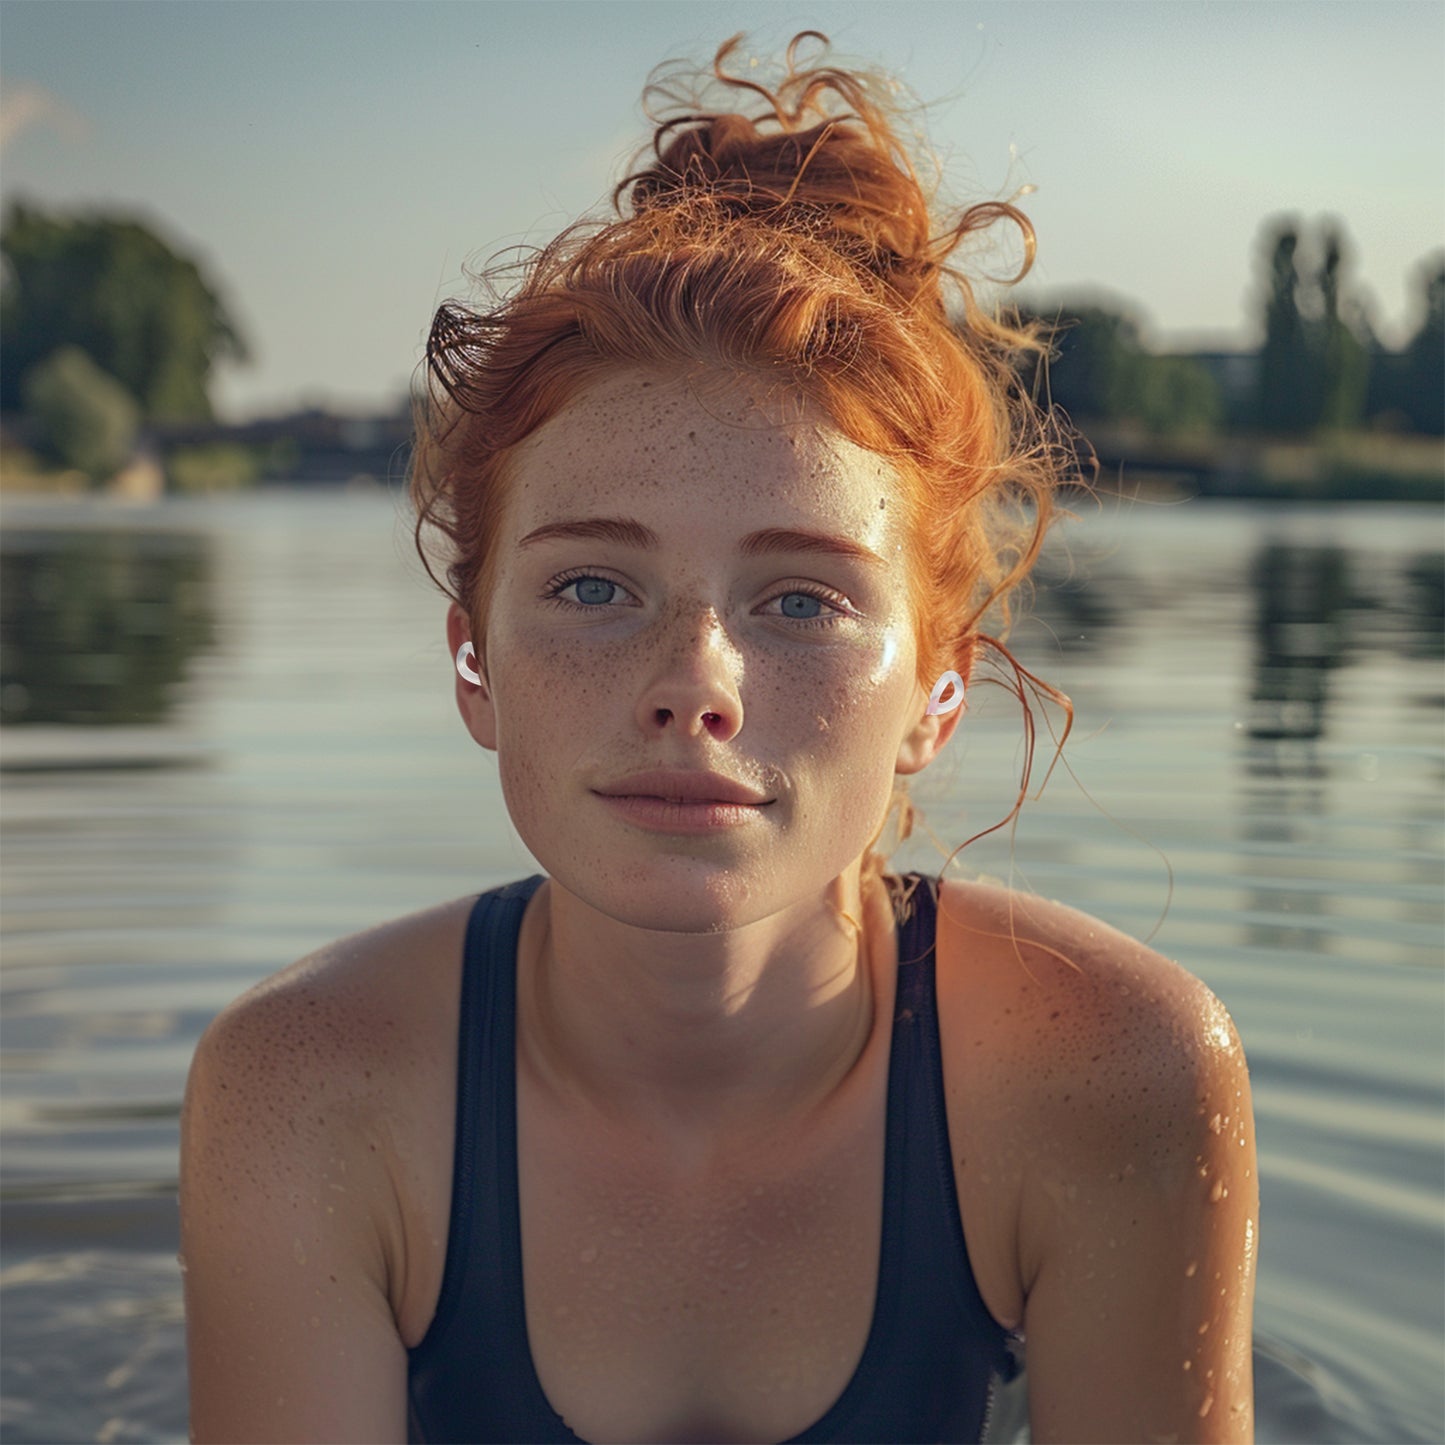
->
xmin=22 ymin=345 xmax=140 ymax=482
xmin=1134 ymin=354 xmax=1223 ymax=437
xmin=1401 ymin=256 xmax=1444 ymax=435
xmin=1033 ymin=303 xmax=1144 ymax=421
xmin=1020 ymin=301 xmax=1222 ymax=438
xmin=1257 ymin=223 xmax=1314 ymax=433
xmin=1316 ymin=227 xmax=1369 ymax=430
xmin=0 ymin=202 xmax=247 ymax=422
xmin=1254 ymin=217 xmax=1373 ymax=434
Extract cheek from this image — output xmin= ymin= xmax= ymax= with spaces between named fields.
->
xmin=785 ymin=628 xmax=916 ymax=792
xmin=802 ymin=625 xmax=913 ymax=725
xmin=484 ymin=637 xmax=589 ymax=793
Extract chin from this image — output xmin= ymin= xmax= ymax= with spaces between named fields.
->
xmin=541 ymin=851 xmax=802 ymax=933
xmin=542 ymin=840 xmax=875 ymax=938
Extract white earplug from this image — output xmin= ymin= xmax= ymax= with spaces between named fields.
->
xmin=925 ymin=670 xmax=966 ymax=716
xmin=456 ymin=640 xmax=484 ymax=685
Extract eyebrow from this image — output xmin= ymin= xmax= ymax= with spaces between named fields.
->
xmin=515 ymin=516 xmax=887 ymax=568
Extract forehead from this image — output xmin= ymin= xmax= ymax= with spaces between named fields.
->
xmin=503 ymin=370 xmax=904 ymax=551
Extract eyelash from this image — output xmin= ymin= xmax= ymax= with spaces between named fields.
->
xmin=540 ymin=569 xmax=852 ymax=629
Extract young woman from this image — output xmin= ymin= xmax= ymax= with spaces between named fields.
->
xmin=181 ymin=33 xmax=1258 ymax=1445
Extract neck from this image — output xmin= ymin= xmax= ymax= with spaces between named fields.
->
xmin=516 ymin=865 xmax=891 ymax=1156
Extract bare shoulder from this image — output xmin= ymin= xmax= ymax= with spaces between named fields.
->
xmin=180 ymin=897 xmax=479 ymax=1441
xmin=183 ymin=890 xmax=476 ymax=1150
xmin=193 ymin=892 xmax=477 ymax=1089
xmin=181 ymin=893 xmax=479 ymax=1291
xmin=933 ymin=876 xmax=1258 ymax=1372
xmin=932 ymin=876 xmax=1251 ymax=1216
xmin=935 ymin=875 xmax=1248 ymax=1121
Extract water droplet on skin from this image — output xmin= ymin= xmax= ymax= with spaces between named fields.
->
xmin=1182 ymin=1359 xmax=1192 ymax=1371
xmin=1198 ymin=1321 xmax=1210 ymax=1335
xmin=1209 ymin=1179 xmax=1227 ymax=1202
xmin=1208 ymin=1113 xmax=1223 ymax=1133
xmin=1184 ymin=1260 xmax=1198 ymax=1277
xmin=1199 ymin=1393 xmax=1215 ymax=1418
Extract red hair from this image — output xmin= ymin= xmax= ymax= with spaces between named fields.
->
xmin=409 ymin=32 xmax=1083 ymax=900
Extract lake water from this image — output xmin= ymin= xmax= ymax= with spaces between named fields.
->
xmin=1 ymin=487 xmax=1441 ymax=1444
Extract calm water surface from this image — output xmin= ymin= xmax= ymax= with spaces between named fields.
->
xmin=1 ymin=489 xmax=1441 ymax=1443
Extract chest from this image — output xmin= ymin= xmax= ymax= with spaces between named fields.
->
xmin=513 ymin=1080 xmax=888 ymax=1443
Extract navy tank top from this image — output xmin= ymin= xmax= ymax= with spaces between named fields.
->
xmin=407 ymin=872 xmax=1022 ymax=1443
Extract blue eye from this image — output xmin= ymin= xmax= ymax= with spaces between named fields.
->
xmin=544 ymin=572 xmax=629 ymax=609
xmin=571 ymin=576 xmax=620 ymax=606
xmin=766 ymin=587 xmax=851 ymax=628
xmin=778 ymin=591 xmax=825 ymax=619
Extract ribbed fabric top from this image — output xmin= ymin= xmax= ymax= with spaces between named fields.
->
xmin=407 ymin=872 xmax=1020 ymax=1444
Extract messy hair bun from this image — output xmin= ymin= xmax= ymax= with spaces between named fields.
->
xmin=621 ymin=33 xmax=955 ymax=309
xmin=411 ymin=31 xmax=1081 ymax=882
xmin=617 ymin=31 xmax=1030 ymax=320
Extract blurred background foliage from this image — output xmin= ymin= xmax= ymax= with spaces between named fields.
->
xmin=0 ymin=200 xmax=1440 ymax=497
xmin=1023 ymin=217 xmax=1443 ymax=441
xmin=0 ymin=203 xmax=246 ymax=424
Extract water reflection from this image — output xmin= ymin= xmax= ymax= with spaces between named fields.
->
xmin=1400 ymin=555 xmax=1444 ymax=662
xmin=1234 ymin=535 xmax=1444 ymax=956
xmin=0 ymin=529 xmax=215 ymax=729
xmin=1028 ymin=549 xmax=1123 ymax=652
xmin=1247 ymin=542 xmax=1348 ymax=749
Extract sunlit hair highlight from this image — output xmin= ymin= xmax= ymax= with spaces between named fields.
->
xmin=409 ymin=31 xmax=1086 ymax=921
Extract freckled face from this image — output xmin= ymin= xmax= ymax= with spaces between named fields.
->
xmin=480 ymin=368 xmax=925 ymax=928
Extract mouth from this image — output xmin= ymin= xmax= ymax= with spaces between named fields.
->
xmin=636 ymin=794 xmax=770 ymax=806
xmin=592 ymin=791 xmax=773 ymax=832
xmin=592 ymin=771 xmax=774 ymax=808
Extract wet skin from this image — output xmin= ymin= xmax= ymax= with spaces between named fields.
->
xmin=446 ymin=366 xmax=962 ymax=1136
xmin=177 ymin=366 xmax=1257 ymax=1445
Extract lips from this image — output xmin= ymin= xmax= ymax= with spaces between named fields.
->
xmin=593 ymin=769 xmax=773 ymax=806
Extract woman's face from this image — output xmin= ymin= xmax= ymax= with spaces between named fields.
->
xmin=451 ymin=368 xmax=959 ymax=928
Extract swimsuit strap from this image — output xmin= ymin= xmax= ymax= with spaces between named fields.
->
xmin=408 ymin=872 xmax=1015 ymax=1445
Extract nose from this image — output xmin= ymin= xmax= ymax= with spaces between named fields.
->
xmin=635 ymin=606 xmax=744 ymax=740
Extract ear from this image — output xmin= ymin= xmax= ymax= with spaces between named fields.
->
xmin=446 ymin=601 xmax=498 ymax=753
xmin=894 ymin=644 xmax=976 ymax=777
xmin=894 ymin=688 xmax=965 ymax=776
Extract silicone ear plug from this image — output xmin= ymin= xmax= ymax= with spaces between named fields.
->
xmin=456 ymin=640 xmax=484 ymax=684
xmin=925 ymin=670 xmax=966 ymax=716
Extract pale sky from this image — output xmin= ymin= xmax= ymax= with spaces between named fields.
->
xmin=2 ymin=0 xmax=1441 ymax=421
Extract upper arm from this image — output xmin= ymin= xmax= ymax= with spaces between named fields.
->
xmin=180 ymin=982 xmax=411 ymax=1444
xmin=1019 ymin=965 xmax=1259 ymax=1444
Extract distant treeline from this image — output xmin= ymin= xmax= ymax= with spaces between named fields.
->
xmin=1016 ymin=217 xmax=1443 ymax=440
xmin=0 ymin=201 xmax=1440 ymax=490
